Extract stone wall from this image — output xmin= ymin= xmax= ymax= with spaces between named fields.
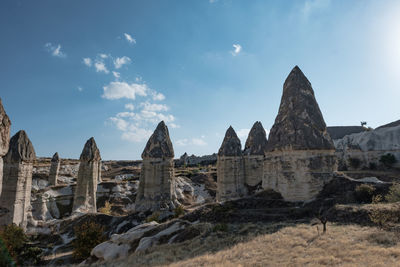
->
xmin=217 ymin=156 xmax=246 ymax=201
xmin=243 ymin=155 xmax=264 ymax=187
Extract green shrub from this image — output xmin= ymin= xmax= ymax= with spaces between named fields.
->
xmin=355 ymin=184 xmax=375 ymax=203
xmin=72 ymin=221 xmax=106 ymax=261
xmin=146 ymin=212 xmax=160 ymax=223
xmin=348 ymin=157 xmax=361 ymax=169
xmin=0 ymin=224 xmax=42 ymax=266
xmin=212 ymin=223 xmax=228 ymax=232
xmin=385 ymin=183 xmax=400 ymax=203
xmin=380 ymin=153 xmax=397 ymax=168
xmin=174 ymin=205 xmax=185 ymax=218
xmin=99 ymin=201 xmax=112 ymax=215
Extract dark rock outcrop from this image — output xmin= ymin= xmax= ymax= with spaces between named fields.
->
xmin=244 ymin=121 xmax=268 ymax=155
xmin=142 ymin=121 xmax=174 ymax=159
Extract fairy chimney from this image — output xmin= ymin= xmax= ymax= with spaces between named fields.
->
xmin=48 ymin=152 xmax=60 ymax=186
xmin=0 ymin=130 xmax=36 ymax=229
xmin=263 ymin=66 xmax=337 ymax=201
xmin=0 ymin=99 xmax=11 ymax=196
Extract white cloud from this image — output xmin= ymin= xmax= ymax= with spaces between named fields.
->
xmin=94 ymin=60 xmax=109 ymax=74
xmin=45 ymin=43 xmax=66 ymax=58
xmin=77 ymin=86 xmax=83 ymax=92
xmin=176 ymin=137 xmax=207 ymax=146
xmin=125 ymin=103 xmax=135 ymax=111
xmin=152 ymin=92 xmax=165 ymax=101
xmin=121 ymin=128 xmax=152 ymax=142
xmin=102 ymin=81 xmax=148 ymax=100
xmin=140 ymin=101 xmax=169 ymax=112
xmin=237 ymin=128 xmax=250 ymax=139
xmin=231 ymin=44 xmax=242 ymax=56
xmin=82 ymin=58 xmax=92 ymax=67
xmin=302 ymin=0 xmax=331 ymax=18
xmin=124 ymin=33 xmax=136 ymax=44
xmin=99 ymin=53 xmax=108 ymax=59
xmin=112 ymin=71 xmax=121 ymax=78
xmin=109 ymin=117 xmax=129 ymax=131
xmin=114 ymin=56 xmax=131 ymax=69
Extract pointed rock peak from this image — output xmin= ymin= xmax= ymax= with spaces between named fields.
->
xmin=244 ymin=121 xmax=268 ymax=155
xmin=80 ymin=137 xmax=101 ymax=162
xmin=142 ymin=121 xmax=174 ymax=159
xmin=6 ymin=130 xmax=36 ymax=162
xmin=218 ymin=126 xmax=242 ymax=156
xmin=51 ymin=152 xmax=60 ymax=162
xmin=266 ymin=67 xmax=334 ymax=151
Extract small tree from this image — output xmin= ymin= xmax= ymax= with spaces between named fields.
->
xmin=72 ymin=221 xmax=106 ymax=261
xmin=385 ymin=183 xmax=400 ymax=203
xmin=380 ymin=153 xmax=397 ymax=168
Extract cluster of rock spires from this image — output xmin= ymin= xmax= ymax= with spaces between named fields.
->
xmin=217 ymin=66 xmax=337 ymax=202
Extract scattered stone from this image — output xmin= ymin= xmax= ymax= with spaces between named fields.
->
xmin=217 ymin=126 xmax=246 ymax=201
xmin=73 ymin=137 xmax=101 ymax=213
xmin=48 ymin=152 xmax=60 ymax=186
xmin=243 ymin=121 xmax=267 ymax=187
xmin=0 ymin=98 xmax=11 ymax=197
xmin=263 ymin=66 xmax=337 ymax=201
xmin=135 ymin=121 xmax=178 ymax=212
xmin=0 ymin=130 xmax=36 ymax=229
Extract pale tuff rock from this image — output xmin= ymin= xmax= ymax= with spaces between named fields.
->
xmin=73 ymin=137 xmax=101 ymax=213
xmin=48 ymin=152 xmax=60 ymax=186
xmin=217 ymin=126 xmax=246 ymax=201
xmin=263 ymin=66 xmax=337 ymax=201
xmin=0 ymin=130 xmax=36 ymax=229
xmin=0 ymin=98 xmax=11 ymax=197
xmin=135 ymin=121 xmax=178 ymax=212
xmin=243 ymin=122 xmax=267 ymax=187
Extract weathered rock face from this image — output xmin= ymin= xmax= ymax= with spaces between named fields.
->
xmin=0 ymin=130 xmax=36 ymax=229
xmin=0 ymin=99 xmax=11 ymax=197
xmin=217 ymin=126 xmax=246 ymax=201
xmin=243 ymin=122 xmax=267 ymax=187
xmin=136 ymin=121 xmax=178 ymax=212
xmin=263 ymin=66 xmax=337 ymax=201
xmin=48 ymin=152 xmax=60 ymax=186
xmin=73 ymin=137 xmax=101 ymax=213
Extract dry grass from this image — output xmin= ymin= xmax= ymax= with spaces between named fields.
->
xmin=99 ymin=223 xmax=400 ymax=267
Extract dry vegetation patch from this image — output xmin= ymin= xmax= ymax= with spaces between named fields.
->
xmin=102 ymin=223 xmax=400 ymax=267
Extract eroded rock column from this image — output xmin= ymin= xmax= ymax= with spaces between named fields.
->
xmin=263 ymin=66 xmax=337 ymax=201
xmin=48 ymin=152 xmax=60 ymax=186
xmin=217 ymin=126 xmax=245 ymax=202
xmin=72 ymin=137 xmax=101 ymax=213
xmin=243 ymin=121 xmax=267 ymax=190
xmin=135 ymin=121 xmax=177 ymax=212
xmin=0 ymin=130 xmax=36 ymax=229
xmin=0 ymin=99 xmax=11 ymax=196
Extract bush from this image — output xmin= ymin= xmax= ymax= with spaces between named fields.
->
xmin=380 ymin=153 xmax=397 ymax=168
xmin=72 ymin=221 xmax=106 ymax=261
xmin=355 ymin=184 xmax=375 ymax=203
xmin=99 ymin=201 xmax=112 ymax=215
xmin=385 ymin=183 xmax=400 ymax=203
xmin=372 ymin=194 xmax=383 ymax=204
xmin=0 ymin=224 xmax=42 ymax=266
xmin=212 ymin=223 xmax=228 ymax=232
xmin=348 ymin=157 xmax=361 ymax=169
xmin=174 ymin=205 xmax=185 ymax=218
xmin=146 ymin=212 xmax=160 ymax=223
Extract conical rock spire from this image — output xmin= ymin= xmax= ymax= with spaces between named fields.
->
xmin=218 ymin=126 xmax=242 ymax=157
xmin=244 ymin=121 xmax=268 ymax=155
xmin=0 ymin=98 xmax=11 ymax=156
xmin=51 ymin=152 xmax=60 ymax=162
xmin=5 ymin=130 xmax=36 ymax=162
xmin=142 ymin=121 xmax=174 ymax=159
xmin=80 ymin=137 xmax=101 ymax=162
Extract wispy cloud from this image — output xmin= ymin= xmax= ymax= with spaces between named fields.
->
xmin=176 ymin=136 xmax=207 ymax=146
xmin=114 ymin=56 xmax=132 ymax=69
xmin=112 ymin=71 xmax=120 ymax=78
xmin=152 ymin=92 xmax=165 ymax=101
xmin=102 ymin=81 xmax=148 ymax=100
xmin=125 ymin=103 xmax=135 ymax=111
xmin=94 ymin=60 xmax=109 ymax=74
xmin=45 ymin=43 xmax=66 ymax=58
xmin=302 ymin=0 xmax=331 ymax=19
xmin=82 ymin=58 xmax=92 ymax=67
xmin=231 ymin=44 xmax=242 ymax=56
xmin=124 ymin=33 xmax=136 ymax=44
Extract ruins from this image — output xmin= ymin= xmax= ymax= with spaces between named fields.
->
xmin=72 ymin=137 xmax=101 ymax=213
xmin=263 ymin=66 xmax=337 ymax=201
xmin=0 ymin=130 xmax=36 ymax=229
xmin=135 ymin=121 xmax=178 ymax=212
xmin=217 ymin=126 xmax=246 ymax=201
xmin=48 ymin=152 xmax=60 ymax=186
xmin=243 ymin=121 xmax=267 ymax=189
xmin=0 ymin=98 xmax=11 ymax=196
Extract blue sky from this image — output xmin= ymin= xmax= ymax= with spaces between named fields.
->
xmin=1 ymin=0 xmax=400 ymax=160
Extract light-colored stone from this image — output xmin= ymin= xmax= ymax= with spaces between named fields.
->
xmin=73 ymin=137 xmax=101 ymax=213
xmin=0 ymin=130 xmax=36 ymax=229
xmin=0 ymin=98 xmax=11 ymax=197
xmin=135 ymin=121 xmax=178 ymax=212
xmin=48 ymin=152 xmax=60 ymax=186
xmin=217 ymin=126 xmax=246 ymax=202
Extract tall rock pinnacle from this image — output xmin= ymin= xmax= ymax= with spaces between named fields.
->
xmin=5 ymin=130 xmax=36 ymax=163
xmin=0 ymin=98 xmax=11 ymax=156
xmin=142 ymin=121 xmax=174 ymax=159
xmin=244 ymin=121 xmax=268 ymax=155
xmin=80 ymin=137 xmax=101 ymax=162
xmin=218 ymin=126 xmax=242 ymax=157
xmin=266 ymin=66 xmax=334 ymax=151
